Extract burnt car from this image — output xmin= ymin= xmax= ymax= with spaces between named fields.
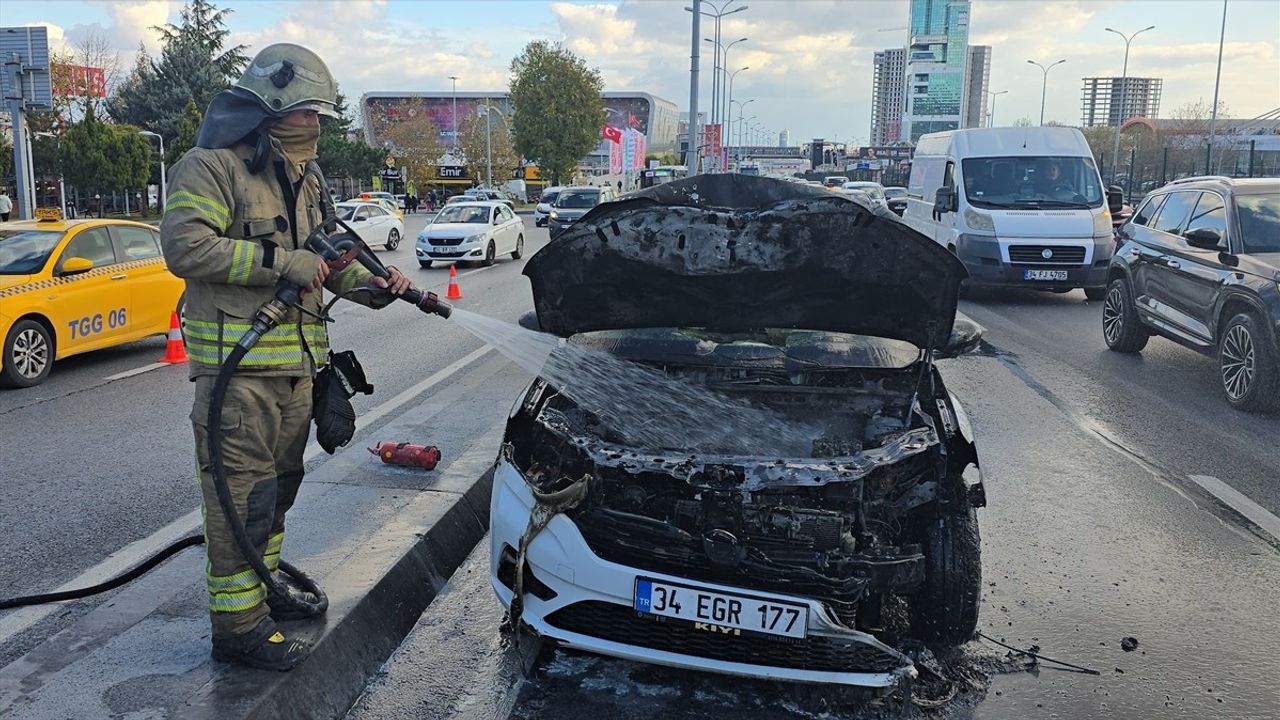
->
xmin=490 ymin=175 xmax=986 ymax=688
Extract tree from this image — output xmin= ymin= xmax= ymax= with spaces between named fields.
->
xmin=108 ymin=0 xmax=247 ymax=142
xmin=646 ymin=152 xmax=680 ymax=167
xmin=59 ymin=106 xmax=151 ymax=209
xmin=382 ymin=100 xmax=445 ymax=191
xmin=457 ymin=107 xmax=521 ymax=187
xmin=508 ymin=41 xmax=604 ymax=185
xmin=166 ymin=100 xmax=203 ymax=166
xmin=318 ymin=90 xmax=386 ymax=191
xmin=1013 ymin=117 xmax=1034 ymax=128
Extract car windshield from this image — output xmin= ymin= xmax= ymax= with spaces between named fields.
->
xmin=557 ymin=190 xmax=600 ymax=209
xmin=884 ymin=187 xmax=907 ymax=199
xmin=962 ymin=156 xmax=1103 ymax=209
xmin=540 ymin=191 xmax=560 ymax=204
xmin=1236 ymin=193 xmax=1280 ymax=253
xmin=846 ymin=184 xmax=885 ymax=199
xmin=434 ymin=205 xmax=490 ymax=224
xmin=336 ymin=205 xmax=359 ymax=221
xmin=0 ymin=230 xmax=64 ymax=274
xmin=570 ymin=328 xmax=921 ymax=370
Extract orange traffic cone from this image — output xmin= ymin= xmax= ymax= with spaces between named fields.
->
xmin=446 ymin=265 xmax=463 ymax=300
xmin=159 ymin=310 xmax=188 ymax=363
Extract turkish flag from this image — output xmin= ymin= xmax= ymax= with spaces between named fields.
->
xmin=601 ymin=125 xmax=622 ymax=144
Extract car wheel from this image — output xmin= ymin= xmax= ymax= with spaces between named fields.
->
xmin=1 ymin=319 xmax=54 ymax=388
xmin=1084 ymin=286 xmax=1107 ymax=301
xmin=1102 ymin=278 xmax=1149 ymax=353
xmin=418 ymin=260 xmax=433 ymax=269
xmin=908 ymin=507 xmax=981 ymax=645
xmin=385 ymin=228 xmax=401 ymax=251
xmin=1219 ymin=312 xmax=1280 ymax=413
xmin=482 ymin=240 xmax=496 ymax=267
xmin=511 ymin=234 xmax=524 ymax=260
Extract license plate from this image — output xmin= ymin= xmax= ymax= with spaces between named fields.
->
xmin=633 ymin=577 xmax=808 ymax=639
xmin=1024 ymin=269 xmax=1069 ymax=281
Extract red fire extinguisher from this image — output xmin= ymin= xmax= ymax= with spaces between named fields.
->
xmin=368 ymin=442 xmax=441 ymax=470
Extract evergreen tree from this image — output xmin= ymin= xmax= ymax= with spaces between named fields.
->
xmin=509 ymin=42 xmax=604 ymax=185
xmin=166 ymin=100 xmax=203 ymax=166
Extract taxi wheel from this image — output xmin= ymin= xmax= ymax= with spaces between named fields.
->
xmin=1 ymin=319 xmax=54 ymax=388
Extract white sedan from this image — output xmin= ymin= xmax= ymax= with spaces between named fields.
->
xmin=416 ymin=201 xmax=525 ymax=268
xmin=839 ymin=181 xmax=888 ymax=211
xmin=336 ymin=201 xmax=404 ymax=250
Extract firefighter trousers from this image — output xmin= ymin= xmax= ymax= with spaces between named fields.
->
xmin=191 ymin=373 xmax=312 ymax=639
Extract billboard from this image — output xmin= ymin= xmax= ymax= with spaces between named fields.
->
xmin=53 ymin=64 xmax=106 ymax=98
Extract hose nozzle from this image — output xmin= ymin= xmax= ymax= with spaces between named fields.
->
xmin=411 ymin=289 xmax=452 ymax=318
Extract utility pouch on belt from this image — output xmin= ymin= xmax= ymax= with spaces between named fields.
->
xmin=313 ymin=350 xmax=374 ymax=454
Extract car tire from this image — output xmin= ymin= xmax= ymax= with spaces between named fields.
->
xmin=418 ymin=260 xmax=433 ymax=269
xmin=908 ymin=507 xmax=981 ymax=646
xmin=1102 ymin=278 xmax=1149 ymax=353
xmin=1084 ymin=286 xmax=1107 ymax=302
xmin=511 ymin=235 xmax=524 ymax=260
xmin=482 ymin=240 xmax=496 ymax=267
xmin=385 ymin=228 xmax=401 ymax=251
xmin=1 ymin=319 xmax=54 ymax=388
xmin=1219 ymin=312 xmax=1280 ymax=413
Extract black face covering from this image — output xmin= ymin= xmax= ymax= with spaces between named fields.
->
xmin=196 ymin=88 xmax=276 ymax=149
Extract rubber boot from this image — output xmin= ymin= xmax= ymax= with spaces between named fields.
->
xmin=267 ymin=571 xmax=324 ymax=622
xmin=211 ymin=619 xmax=310 ymax=672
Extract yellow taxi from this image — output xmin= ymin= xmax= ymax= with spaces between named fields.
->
xmin=0 ymin=211 xmax=185 ymax=388
xmin=358 ymin=192 xmax=405 ymax=219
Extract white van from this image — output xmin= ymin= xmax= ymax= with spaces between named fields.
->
xmin=903 ymin=127 xmax=1116 ymax=299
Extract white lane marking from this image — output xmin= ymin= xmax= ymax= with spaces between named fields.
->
xmin=0 ymin=345 xmax=497 ymax=645
xmin=103 ymin=362 xmax=168 ymax=382
xmin=1188 ymin=475 xmax=1280 ymax=544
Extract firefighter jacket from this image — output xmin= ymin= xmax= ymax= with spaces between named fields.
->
xmin=161 ymin=139 xmax=375 ymax=378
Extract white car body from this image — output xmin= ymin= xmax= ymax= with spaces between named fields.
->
xmin=415 ymin=201 xmax=524 ymax=266
xmin=840 ymin=182 xmax=888 ymax=211
xmin=534 ymin=186 xmax=565 ymax=227
xmin=489 ymin=458 xmax=909 ymax=688
xmin=335 ymin=202 xmax=404 ymax=250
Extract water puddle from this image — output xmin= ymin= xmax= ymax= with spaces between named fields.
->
xmin=449 ymin=309 xmax=814 ymax=456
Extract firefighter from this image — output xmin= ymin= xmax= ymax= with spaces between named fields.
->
xmin=160 ymin=43 xmax=414 ymax=671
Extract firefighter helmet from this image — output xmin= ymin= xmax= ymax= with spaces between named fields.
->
xmin=234 ymin=43 xmax=338 ymax=117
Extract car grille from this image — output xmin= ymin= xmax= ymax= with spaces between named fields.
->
xmin=428 ymin=237 xmax=465 ymax=246
xmin=1008 ymin=245 xmax=1086 ymax=265
xmin=545 ymin=601 xmax=905 ymax=674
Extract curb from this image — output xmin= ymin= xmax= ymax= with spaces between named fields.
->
xmin=182 ymin=469 xmax=494 ymax=720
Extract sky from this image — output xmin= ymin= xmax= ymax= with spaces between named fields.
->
xmin=6 ymin=0 xmax=1279 ymax=145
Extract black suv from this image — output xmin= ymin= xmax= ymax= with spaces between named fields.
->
xmin=1103 ymin=176 xmax=1280 ymax=412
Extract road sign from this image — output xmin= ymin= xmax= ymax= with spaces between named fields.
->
xmin=1 ymin=26 xmax=52 ymax=109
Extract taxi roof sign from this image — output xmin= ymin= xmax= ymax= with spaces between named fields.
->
xmin=34 ymin=207 xmax=63 ymax=222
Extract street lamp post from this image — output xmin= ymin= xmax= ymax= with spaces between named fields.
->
xmin=1206 ymin=0 xmax=1228 ymax=173
xmin=139 ymin=131 xmax=166 ymax=213
xmin=725 ymin=66 xmax=749 ymax=150
xmin=448 ymin=76 xmax=460 ymax=150
xmin=732 ymin=100 xmax=755 ymax=147
xmin=1026 ymin=59 xmax=1067 ymax=126
xmin=687 ymin=2 xmax=747 ymax=172
xmin=986 ymin=90 xmax=1008 ymax=127
xmin=1105 ymin=25 xmax=1155 ymax=182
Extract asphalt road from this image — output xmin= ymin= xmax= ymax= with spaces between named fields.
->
xmin=347 ymin=288 xmax=1280 ymax=720
xmin=4 ymin=215 xmax=1279 ymax=718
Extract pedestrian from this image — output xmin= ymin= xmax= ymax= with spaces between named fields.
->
xmin=408 ymin=194 xmax=418 ymax=214
xmin=160 ymin=43 xmax=417 ymax=672
xmin=0 ymin=189 xmax=12 ymax=221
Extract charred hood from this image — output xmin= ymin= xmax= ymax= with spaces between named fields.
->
xmin=524 ymin=174 xmax=966 ymax=349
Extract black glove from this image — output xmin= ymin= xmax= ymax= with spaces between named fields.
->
xmin=312 ymin=350 xmax=373 ymax=454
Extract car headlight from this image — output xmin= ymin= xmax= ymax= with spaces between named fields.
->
xmin=1093 ymin=208 xmax=1113 ymax=236
xmin=465 ymin=233 xmax=486 ymax=244
xmin=549 ymin=210 xmax=560 ymax=220
xmin=963 ymin=207 xmax=996 ymax=234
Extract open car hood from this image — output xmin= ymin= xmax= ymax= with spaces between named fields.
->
xmin=523 ymin=174 xmax=966 ymax=349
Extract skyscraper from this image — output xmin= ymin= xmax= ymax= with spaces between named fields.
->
xmin=902 ymin=0 xmax=972 ymax=142
xmin=1080 ymin=77 xmax=1163 ymax=127
xmin=871 ymin=48 xmax=907 ymax=146
xmin=964 ymin=45 xmax=991 ymax=129
xmin=778 ymin=129 xmax=792 ymax=147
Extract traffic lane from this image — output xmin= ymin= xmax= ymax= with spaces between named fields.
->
xmin=0 ymin=220 xmax=544 ymax=650
xmin=0 ymin=332 xmax=172 ymax=415
xmin=959 ymin=288 xmax=1280 ymax=516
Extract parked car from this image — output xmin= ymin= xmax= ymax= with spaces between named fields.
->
xmin=0 ymin=216 xmax=184 ymax=388
xmin=533 ymin=186 xmax=564 ymax=227
xmin=1104 ymin=176 xmax=1280 ymax=412
xmin=491 ymin=175 xmax=986 ymax=688
xmin=840 ymin=181 xmax=888 ymax=212
xmin=548 ymin=186 xmax=615 ymax=239
xmin=464 ymin=187 xmax=516 ymax=210
xmin=884 ymin=186 xmax=908 ymax=216
xmin=902 ymin=127 xmax=1113 ymax=299
xmin=336 ymin=201 xmax=404 ymax=251
xmin=415 ymin=201 xmax=524 ymax=268
xmin=823 ymin=175 xmax=847 ymax=188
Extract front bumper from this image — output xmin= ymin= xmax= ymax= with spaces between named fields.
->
xmin=955 ymin=234 xmax=1111 ymax=290
xmin=489 ymin=459 xmax=915 ymax=687
xmin=416 ymin=240 xmax=485 ymax=261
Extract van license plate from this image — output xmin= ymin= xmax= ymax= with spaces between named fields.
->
xmin=634 ymin=578 xmax=808 ymax=639
xmin=1025 ymin=270 xmax=1068 ymax=281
